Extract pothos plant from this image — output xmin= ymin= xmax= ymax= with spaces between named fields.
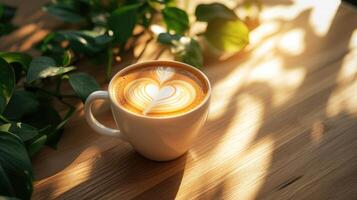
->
xmin=0 ymin=0 xmax=260 ymax=199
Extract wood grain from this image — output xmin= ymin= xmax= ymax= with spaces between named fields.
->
xmin=1 ymin=0 xmax=357 ymax=199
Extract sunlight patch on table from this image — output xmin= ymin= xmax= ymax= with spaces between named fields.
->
xmin=208 ymin=67 xmax=251 ymax=120
xmin=49 ymin=146 xmax=100 ymax=199
xmin=212 ymin=94 xmax=263 ymax=163
xmin=177 ymin=136 xmax=274 ymax=200
xmin=247 ymin=58 xmax=305 ymax=106
xmin=223 ymin=137 xmax=273 ymax=200
xmin=326 ymin=50 xmax=357 ymax=117
xmin=176 ymin=95 xmax=265 ymax=199
xmin=261 ymin=0 xmax=340 ymax=37
xmin=209 ymin=55 xmax=305 ymax=120
xmin=310 ymin=120 xmax=325 ymax=145
xmin=308 ymin=0 xmax=340 ymax=36
xmin=278 ymin=28 xmax=305 ymax=55
xmin=249 ymin=21 xmax=280 ymax=47
xmin=349 ymin=29 xmax=357 ymax=50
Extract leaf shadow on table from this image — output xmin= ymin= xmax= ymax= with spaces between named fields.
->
xmin=189 ymin=2 xmax=357 ymax=199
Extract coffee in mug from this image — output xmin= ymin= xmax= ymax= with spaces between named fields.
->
xmin=111 ymin=62 xmax=209 ymax=117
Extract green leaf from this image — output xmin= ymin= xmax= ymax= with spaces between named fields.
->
xmin=27 ymin=56 xmax=76 ymax=82
xmin=62 ymin=50 xmax=72 ymax=66
xmin=58 ymin=30 xmax=112 ymax=55
xmin=0 ymin=131 xmax=33 ymax=199
xmin=205 ymin=19 xmax=249 ymax=53
xmin=68 ymin=73 xmax=100 ymax=102
xmin=195 ymin=3 xmax=237 ymax=22
xmin=43 ymin=4 xmax=85 ymax=23
xmin=27 ymin=134 xmax=47 ymax=156
xmin=108 ymin=4 xmax=140 ymax=44
xmin=0 ymin=122 xmax=38 ymax=142
xmin=158 ymin=32 xmax=181 ymax=45
xmin=162 ymin=7 xmax=189 ymax=34
xmin=0 ymin=58 xmax=15 ymax=114
xmin=172 ymin=37 xmax=203 ymax=68
xmin=2 ymin=90 xmax=39 ymax=121
xmin=0 ymin=52 xmax=32 ymax=72
xmin=22 ymin=105 xmax=62 ymax=149
xmin=38 ymin=30 xmax=112 ymax=56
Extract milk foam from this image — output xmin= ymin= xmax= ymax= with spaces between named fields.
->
xmin=123 ymin=67 xmax=196 ymax=115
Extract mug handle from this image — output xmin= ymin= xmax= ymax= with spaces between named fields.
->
xmin=84 ymin=91 xmax=127 ymax=141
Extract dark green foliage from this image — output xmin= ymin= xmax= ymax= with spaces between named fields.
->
xmin=0 ymin=132 xmax=33 ymax=200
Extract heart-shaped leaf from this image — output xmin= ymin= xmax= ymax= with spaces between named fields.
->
xmin=108 ymin=4 xmax=140 ymax=44
xmin=195 ymin=3 xmax=237 ymax=22
xmin=68 ymin=73 xmax=100 ymax=102
xmin=0 ymin=58 xmax=15 ymax=114
xmin=27 ymin=56 xmax=76 ymax=82
xmin=0 ymin=131 xmax=33 ymax=200
xmin=162 ymin=7 xmax=189 ymax=34
xmin=205 ymin=19 xmax=249 ymax=53
xmin=2 ymin=90 xmax=39 ymax=121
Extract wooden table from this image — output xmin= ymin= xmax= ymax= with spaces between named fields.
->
xmin=1 ymin=0 xmax=357 ymax=199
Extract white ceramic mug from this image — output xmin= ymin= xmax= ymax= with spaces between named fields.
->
xmin=84 ymin=61 xmax=211 ymax=161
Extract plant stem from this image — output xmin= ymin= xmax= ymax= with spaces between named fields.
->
xmin=55 ymin=76 xmax=62 ymax=95
xmin=58 ymin=98 xmax=73 ymax=109
xmin=0 ymin=115 xmax=11 ymax=123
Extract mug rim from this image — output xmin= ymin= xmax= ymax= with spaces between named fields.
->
xmin=108 ymin=60 xmax=211 ymax=119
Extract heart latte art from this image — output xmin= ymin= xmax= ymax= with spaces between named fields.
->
xmin=124 ymin=67 xmax=196 ymax=115
xmin=124 ymin=78 xmax=196 ymax=115
xmin=113 ymin=64 xmax=207 ymax=117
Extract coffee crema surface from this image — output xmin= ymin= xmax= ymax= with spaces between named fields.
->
xmin=112 ymin=63 xmax=208 ymax=117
